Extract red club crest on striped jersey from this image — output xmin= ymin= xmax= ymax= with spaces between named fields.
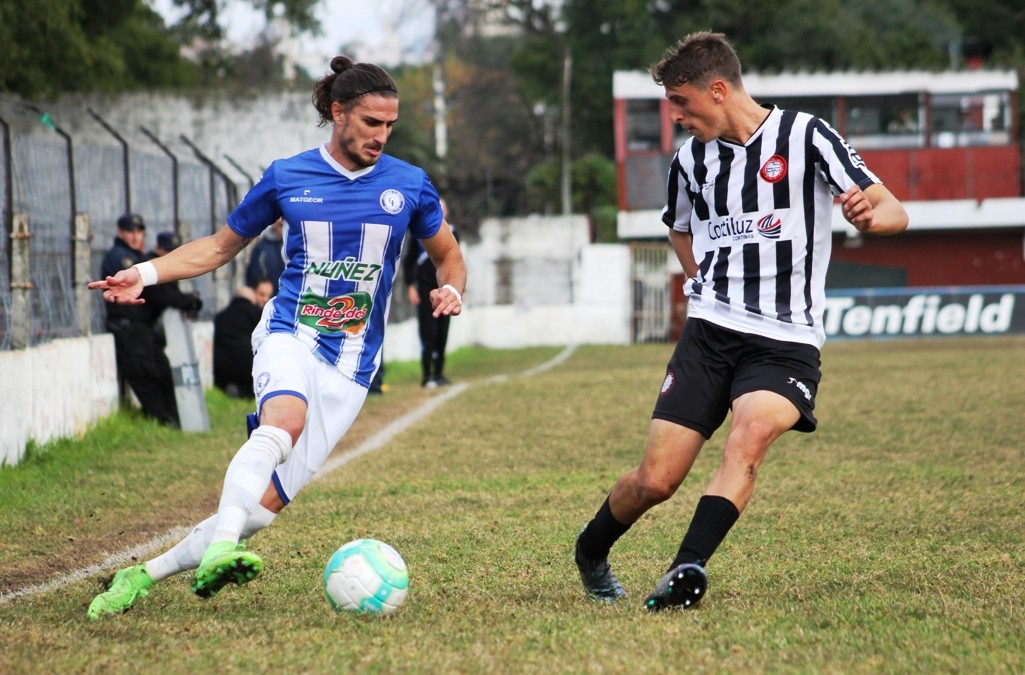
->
xmin=760 ymin=155 xmax=787 ymax=183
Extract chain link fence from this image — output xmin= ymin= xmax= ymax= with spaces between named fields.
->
xmin=1 ymin=108 xmax=247 ymax=351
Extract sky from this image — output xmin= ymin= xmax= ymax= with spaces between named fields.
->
xmin=149 ymin=0 xmax=437 ymax=71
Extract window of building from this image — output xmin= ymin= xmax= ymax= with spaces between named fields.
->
xmin=626 ymin=99 xmax=662 ymax=151
xmin=762 ymin=96 xmax=837 ymax=126
xmin=930 ymin=92 xmax=1012 ymax=148
xmin=845 ymin=94 xmax=923 ymax=149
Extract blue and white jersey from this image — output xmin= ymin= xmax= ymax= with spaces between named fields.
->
xmin=228 ymin=144 xmax=442 ymax=387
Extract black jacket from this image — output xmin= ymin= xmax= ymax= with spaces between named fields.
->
xmin=100 ymin=237 xmax=148 ymax=325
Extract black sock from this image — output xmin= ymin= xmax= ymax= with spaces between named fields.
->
xmin=670 ymin=495 xmax=740 ymax=571
xmin=576 ymin=496 xmax=631 ymax=562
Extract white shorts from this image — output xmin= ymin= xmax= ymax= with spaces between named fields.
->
xmin=252 ymin=332 xmax=368 ymax=504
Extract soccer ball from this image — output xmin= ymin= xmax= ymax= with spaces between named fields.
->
xmin=323 ymin=539 xmax=409 ymax=615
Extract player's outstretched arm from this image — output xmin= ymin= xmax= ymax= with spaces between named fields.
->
xmin=841 ymin=183 xmax=909 ymax=235
xmin=89 ymin=225 xmax=253 ymax=304
xmin=422 ymin=221 xmax=466 ymax=318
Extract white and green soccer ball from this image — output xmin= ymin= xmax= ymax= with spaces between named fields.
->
xmin=323 ymin=539 xmax=409 ymax=615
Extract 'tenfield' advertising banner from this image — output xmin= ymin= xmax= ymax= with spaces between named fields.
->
xmin=824 ymin=286 xmax=1025 ymax=339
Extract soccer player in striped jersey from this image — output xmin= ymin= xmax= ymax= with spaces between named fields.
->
xmin=86 ymin=56 xmax=465 ymax=618
xmin=575 ymin=32 xmax=907 ymax=612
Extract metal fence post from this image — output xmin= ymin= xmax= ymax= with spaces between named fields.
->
xmin=179 ymin=135 xmax=236 ymax=311
xmin=139 ymin=126 xmax=180 ymax=235
xmin=87 ymin=109 xmax=131 ymax=213
xmin=74 ymin=213 xmax=92 ymax=336
xmin=177 ymin=220 xmax=195 ymax=294
xmin=10 ymin=213 xmax=32 ymax=349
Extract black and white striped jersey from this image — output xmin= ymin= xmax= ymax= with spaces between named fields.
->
xmin=662 ymin=105 xmax=879 ymax=348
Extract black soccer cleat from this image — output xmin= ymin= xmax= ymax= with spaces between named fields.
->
xmin=574 ymin=538 xmax=626 ymax=603
xmin=645 ymin=562 xmax=707 ymax=612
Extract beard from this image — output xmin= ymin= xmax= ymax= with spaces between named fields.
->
xmin=341 ymin=145 xmax=381 ymax=169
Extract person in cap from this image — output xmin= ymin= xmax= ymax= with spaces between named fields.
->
xmin=99 ymin=213 xmax=176 ymax=424
xmin=156 ymin=231 xmax=182 ymax=256
xmin=142 ymin=231 xmax=204 ymax=323
xmin=100 ymin=213 xmax=147 ymax=279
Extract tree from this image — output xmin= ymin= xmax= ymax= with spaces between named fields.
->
xmin=0 ymin=0 xmax=328 ymax=99
xmin=0 ymin=0 xmax=195 ymax=98
xmin=166 ymin=0 xmax=321 ymax=43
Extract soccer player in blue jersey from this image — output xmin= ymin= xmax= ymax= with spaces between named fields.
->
xmin=574 ymin=32 xmax=908 ymax=612
xmin=86 ymin=55 xmax=466 ymax=618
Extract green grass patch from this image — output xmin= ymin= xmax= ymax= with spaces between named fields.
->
xmin=1 ymin=339 xmax=1023 ymax=673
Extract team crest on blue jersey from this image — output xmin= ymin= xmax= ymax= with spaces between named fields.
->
xmin=760 ymin=155 xmax=787 ymax=183
xmin=379 ymin=189 xmax=404 ymax=214
xmin=756 ymin=214 xmax=782 ymax=239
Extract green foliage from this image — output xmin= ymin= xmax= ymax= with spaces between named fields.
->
xmin=436 ymin=37 xmax=547 ymax=221
xmin=382 ymin=64 xmax=442 ymax=178
xmin=571 ymin=152 xmax=617 ymax=213
xmin=523 ymin=153 xmax=617 ymax=216
xmin=167 ymin=0 xmax=320 ymax=43
xmin=590 ymin=204 xmax=620 ymax=243
xmin=524 ymin=158 xmax=560 ymax=214
xmin=0 ymin=0 xmax=196 ymax=97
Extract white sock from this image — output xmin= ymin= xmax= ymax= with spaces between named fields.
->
xmin=145 ymin=505 xmax=279 ymax=583
xmin=209 ymin=426 xmax=292 ymax=545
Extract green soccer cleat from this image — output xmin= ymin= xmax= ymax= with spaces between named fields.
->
xmin=192 ymin=541 xmax=263 ymax=599
xmin=87 ymin=564 xmax=155 ymax=619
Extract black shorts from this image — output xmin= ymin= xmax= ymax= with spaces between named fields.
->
xmin=652 ymin=318 xmax=822 ymax=438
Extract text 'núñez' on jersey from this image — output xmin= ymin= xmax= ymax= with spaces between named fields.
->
xmin=662 ymin=105 xmax=880 ymax=348
xmin=228 ymin=145 xmax=442 ymax=387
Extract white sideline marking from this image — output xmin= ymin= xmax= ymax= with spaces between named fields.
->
xmin=314 ymin=381 xmax=470 ymax=477
xmin=0 ymin=345 xmax=577 ymax=606
xmin=0 ymin=527 xmax=191 ymax=606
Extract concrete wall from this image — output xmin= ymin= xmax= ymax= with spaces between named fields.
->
xmin=0 ymin=335 xmax=120 ymax=466
xmin=3 ymin=90 xmax=330 ymax=184
xmin=382 ymin=215 xmax=631 ymax=361
xmin=0 ymin=322 xmax=214 ymax=466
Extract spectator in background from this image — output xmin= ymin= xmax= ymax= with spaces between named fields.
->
xmin=245 ymin=217 xmax=285 ymax=295
xmin=214 ymin=279 xmax=274 ymax=398
xmin=404 ymin=198 xmax=461 ymax=388
xmin=887 ymin=109 xmax=918 ymax=134
xmin=100 ymin=218 xmax=201 ymax=427
xmin=100 ymin=214 xmax=180 ymax=424
xmin=143 ymin=232 xmax=204 ymax=326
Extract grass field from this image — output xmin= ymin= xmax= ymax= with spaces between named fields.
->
xmin=1 ymin=338 xmax=1023 ymax=673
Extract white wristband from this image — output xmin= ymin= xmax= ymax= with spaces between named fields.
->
xmin=441 ymin=283 xmax=462 ymax=304
xmin=134 ymin=261 xmax=159 ymax=287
